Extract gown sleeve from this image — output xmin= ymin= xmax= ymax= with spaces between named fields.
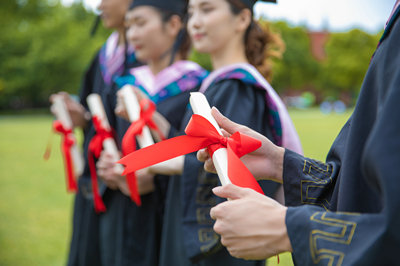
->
xmin=284 ymin=17 xmax=400 ymax=265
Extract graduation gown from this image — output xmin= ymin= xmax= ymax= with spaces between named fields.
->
xmin=97 ymin=60 xmax=208 ymax=266
xmin=67 ymin=32 xmax=140 ymax=266
xmin=283 ymin=8 xmax=400 ymax=265
xmin=160 ymin=64 xmax=302 ymax=265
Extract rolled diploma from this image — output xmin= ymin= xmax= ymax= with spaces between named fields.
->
xmin=189 ymin=92 xmax=231 ymax=186
xmin=120 ymin=85 xmax=182 ymax=173
xmin=86 ymin=93 xmax=124 ymax=173
xmin=119 ymin=85 xmax=154 ymax=148
xmin=51 ymin=95 xmax=84 ymax=177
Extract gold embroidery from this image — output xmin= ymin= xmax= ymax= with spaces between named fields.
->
xmin=198 ymin=228 xmax=219 ymax=252
xmin=301 ymin=160 xmax=333 ymax=210
xmin=309 ymin=212 xmax=359 ymax=266
xmin=196 ymin=207 xmax=213 ymax=225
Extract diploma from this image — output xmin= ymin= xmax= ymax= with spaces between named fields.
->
xmin=189 ymin=92 xmax=231 ymax=186
xmin=119 ymin=85 xmax=154 ymax=148
xmin=86 ymin=93 xmax=124 ymax=173
xmin=118 ymin=92 xmax=264 ymax=195
xmin=51 ymin=95 xmax=84 ymax=178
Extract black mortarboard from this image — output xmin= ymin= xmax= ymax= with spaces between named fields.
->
xmin=129 ymin=0 xmax=187 ymax=16
xmin=242 ymin=0 xmax=277 ymax=9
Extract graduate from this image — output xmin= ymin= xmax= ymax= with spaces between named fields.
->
xmin=50 ymin=0 xmax=139 ymax=265
xmin=143 ymin=0 xmax=302 ymax=265
xmin=198 ymin=1 xmax=400 ymax=265
xmin=95 ymin=0 xmax=208 ymax=264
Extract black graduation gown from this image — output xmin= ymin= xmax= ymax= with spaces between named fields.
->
xmin=67 ymin=51 xmax=140 ymax=266
xmin=96 ymin=74 xmax=203 ymax=266
xmin=283 ymin=9 xmax=400 ymax=265
xmin=160 ymin=78 xmax=280 ymax=266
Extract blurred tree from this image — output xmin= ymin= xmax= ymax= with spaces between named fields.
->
xmin=0 ymin=0 xmax=109 ymax=109
xmin=269 ymin=21 xmax=320 ymax=93
xmin=317 ymin=29 xmax=381 ymax=98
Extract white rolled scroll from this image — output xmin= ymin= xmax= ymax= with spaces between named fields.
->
xmin=120 ymin=85 xmax=183 ymax=175
xmin=51 ymin=95 xmax=84 ymax=177
xmin=119 ymin=85 xmax=154 ymax=148
xmin=86 ymin=93 xmax=124 ymax=173
xmin=189 ymin=92 xmax=231 ymax=186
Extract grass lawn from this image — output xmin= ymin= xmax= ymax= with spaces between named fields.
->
xmin=0 ymin=108 xmax=351 ymax=266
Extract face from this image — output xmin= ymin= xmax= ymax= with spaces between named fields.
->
xmin=125 ymin=6 xmax=180 ymax=62
xmin=187 ymin=0 xmax=245 ymax=54
xmin=98 ymin=0 xmax=131 ymax=29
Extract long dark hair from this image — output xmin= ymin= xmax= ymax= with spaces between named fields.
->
xmin=227 ymin=0 xmax=283 ymax=80
xmin=156 ymin=8 xmax=191 ymax=63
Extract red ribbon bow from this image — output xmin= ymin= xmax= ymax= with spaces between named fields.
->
xmin=52 ymin=120 xmax=78 ymax=193
xmin=88 ymin=115 xmax=114 ymax=213
xmin=121 ymin=99 xmax=166 ymax=206
xmin=119 ymin=114 xmax=264 ymax=194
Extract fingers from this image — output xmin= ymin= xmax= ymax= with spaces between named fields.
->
xmin=212 ymin=184 xmax=251 ymax=200
xmin=211 ymin=107 xmax=243 ymax=135
xmin=197 ymin=148 xmax=210 ymax=162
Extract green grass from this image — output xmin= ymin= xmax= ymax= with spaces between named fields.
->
xmin=0 ymin=109 xmax=351 ymax=266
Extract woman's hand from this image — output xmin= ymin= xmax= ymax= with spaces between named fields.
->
xmin=49 ymin=91 xmax=90 ymax=129
xmin=96 ymin=151 xmax=123 ymax=191
xmin=148 ymin=156 xmax=184 ymax=176
xmin=97 ymin=151 xmax=155 ymax=196
xmin=210 ymin=184 xmax=292 ymax=260
xmin=197 ymin=107 xmax=285 ymax=183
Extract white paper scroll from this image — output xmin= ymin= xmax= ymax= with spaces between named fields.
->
xmin=189 ymin=92 xmax=231 ymax=186
xmin=119 ymin=85 xmax=154 ymax=148
xmin=120 ymin=85 xmax=184 ymax=175
xmin=86 ymin=93 xmax=124 ymax=173
xmin=51 ymin=95 xmax=84 ymax=177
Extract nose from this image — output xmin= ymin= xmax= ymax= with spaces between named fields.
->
xmin=188 ymin=11 xmax=202 ymax=32
xmin=126 ymin=26 xmax=137 ymax=45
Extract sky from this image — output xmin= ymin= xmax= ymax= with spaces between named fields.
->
xmin=63 ymin=0 xmax=397 ymax=33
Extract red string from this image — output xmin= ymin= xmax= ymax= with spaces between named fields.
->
xmin=51 ymin=121 xmax=78 ymax=193
xmin=88 ymin=115 xmax=114 ymax=213
xmin=121 ymin=99 xmax=166 ymax=206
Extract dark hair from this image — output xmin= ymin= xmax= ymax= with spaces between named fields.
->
xmin=226 ymin=0 xmax=283 ymax=80
xmin=156 ymin=8 xmax=191 ymax=61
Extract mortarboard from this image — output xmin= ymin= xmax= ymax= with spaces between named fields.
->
xmin=242 ymin=0 xmax=277 ymax=9
xmin=129 ymin=0 xmax=187 ymax=16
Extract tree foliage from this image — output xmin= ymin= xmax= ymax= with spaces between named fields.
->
xmin=0 ymin=2 xmax=383 ymax=109
xmin=0 ymin=0 xmax=109 ymax=109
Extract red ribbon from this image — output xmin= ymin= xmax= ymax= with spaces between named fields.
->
xmin=52 ymin=120 xmax=78 ymax=193
xmin=121 ymin=99 xmax=166 ymax=206
xmin=119 ymin=114 xmax=264 ymax=194
xmin=88 ymin=115 xmax=114 ymax=213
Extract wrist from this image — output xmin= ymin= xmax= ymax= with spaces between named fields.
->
xmin=278 ymin=206 xmax=293 ymax=253
xmin=271 ymin=146 xmax=285 ymax=183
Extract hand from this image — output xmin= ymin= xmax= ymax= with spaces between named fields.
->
xmin=197 ymin=107 xmax=285 ymax=183
xmin=149 ymin=156 xmax=184 ymax=175
xmin=115 ymin=86 xmax=150 ymax=121
xmin=115 ymin=88 xmax=170 ymax=138
xmin=96 ymin=151 xmax=123 ymax=190
xmin=49 ymin=92 xmax=90 ymax=129
xmin=210 ymin=184 xmax=292 ymax=260
xmin=135 ymin=168 xmax=155 ymax=195
xmin=115 ymin=90 xmax=130 ymax=121
xmin=97 ymin=151 xmax=156 ymax=195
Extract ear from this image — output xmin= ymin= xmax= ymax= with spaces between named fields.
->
xmin=235 ymin=8 xmax=252 ymax=33
xmin=166 ymin=15 xmax=183 ymax=37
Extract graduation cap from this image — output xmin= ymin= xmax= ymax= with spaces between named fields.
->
xmin=129 ymin=0 xmax=187 ymax=16
xmin=242 ymin=0 xmax=277 ymax=9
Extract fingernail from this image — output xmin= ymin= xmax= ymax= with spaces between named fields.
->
xmin=212 ymin=186 xmax=222 ymax=194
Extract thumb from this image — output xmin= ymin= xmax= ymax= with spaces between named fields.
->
xmin=212 ymin=183 xmax=250 ymax=200
xmin=211 ymin=107 xmax=241 ymax=135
